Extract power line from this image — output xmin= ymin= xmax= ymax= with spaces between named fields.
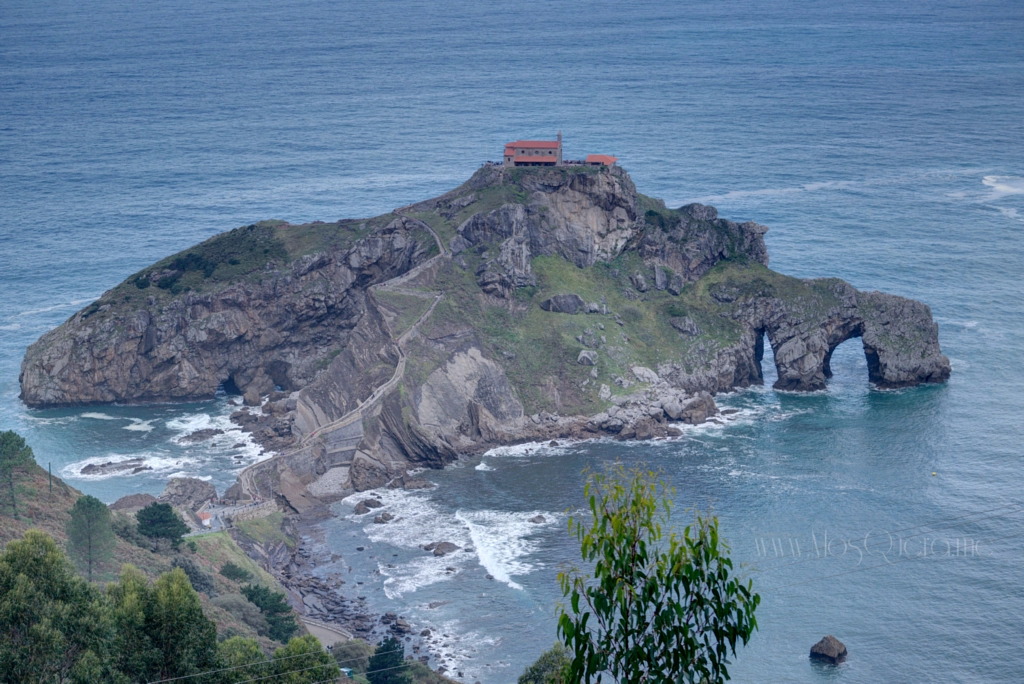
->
xmin=145 ymin=648 xmax=404 ymax=684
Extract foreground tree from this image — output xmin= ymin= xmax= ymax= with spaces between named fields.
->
xmin=0 ymin=529 xmax=115 ymax=683
xmin=66 ymin=494 xmax=116 ymax=581
xmin=272 ymin=635 xmax=340 ymax=684
xmin=0 ymin=431 xmax=34 ymax=519
xmin=148 ymin=567 xmax=218 ymax=679
xmin=367 ymin=635 xmax=411 ymax=684
xmin=519 ymin=643 xmax=570 ymax=684
xmin=557 ymin=466 xmax=759 ymax=684
xmin=136 ymin=501 xmax=189 ymax=549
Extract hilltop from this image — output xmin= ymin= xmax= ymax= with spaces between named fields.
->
xmin=20 ymin=164 xmax=950 ymax=504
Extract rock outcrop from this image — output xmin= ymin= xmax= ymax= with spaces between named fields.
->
xmin=158 ymin=477 xmax=218 ymax=511
xmin=810 ymin=635 xmax=848 ymax=664
xmin=20 ymin=164 xmax=949 ymax=497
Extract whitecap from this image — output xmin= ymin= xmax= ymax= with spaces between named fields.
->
xmin=0 ymin=323 xmax=21 ymax=331
xmin=456 ymin=509 xmax=554 ymax=591
xmin=123 ymin=419 xmax=155 ymax=432
xmin=483 ymin=440 xmax=571 ymax=458
xmin=81 ymin=412 xmax=118 ymax=420
xmin=982 ymin=175 xmax=1024 ymax=198
xmin=474 ymin=462 xmax=494 ymax=471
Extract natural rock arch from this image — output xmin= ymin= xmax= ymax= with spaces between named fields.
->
xmin=748 ymin=285 xmax=950 ymax=392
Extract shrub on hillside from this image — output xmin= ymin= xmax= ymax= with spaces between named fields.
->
xmin=172 ymin=556 xmax=216 ymax=596
xmin=518 ymin=643 xmax=570 ymax=684
xmin=211 ymin=593 xmax=270 ymax=636
xmin=332 ymin=638 xmax=375 ymax=674
xmin=219 ymin=561 xmax=252 ymax=582
xmin=241 ymin=584 xmax=297 ymax=643
xmin=111 ymin=512 xmax=147 ymax=547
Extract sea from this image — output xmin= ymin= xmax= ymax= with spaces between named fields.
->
xmin=2 ymin=1 xmax=1022 ymax=681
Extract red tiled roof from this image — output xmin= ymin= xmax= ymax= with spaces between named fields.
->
xmin=586 ymin=154 xmax=618 ymax=165
xmin=505 ymin=140 xmax=561 ymax=149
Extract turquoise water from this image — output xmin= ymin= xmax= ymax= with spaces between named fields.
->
xmin=2 ymin=1 xmax=1023 ymax=681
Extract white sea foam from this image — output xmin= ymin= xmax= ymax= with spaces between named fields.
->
xmin=17 ymin=297 xmax=100 ymax=317
xmin=474 ymin=462 xmax=494 ymax=471
xmin=0 ymin=323 xmax=21 ymax=331
xmin=456 ymin=509 xmax=553 ymax=591
xmin=123 ymin=419 xmax=155 ymax=432
xmin=982 ymin=175 xmax=1024 ymax=198
xmin=482 ymin=441 xmax=571 ymax=459
xmin=62 ymin=451 xmax=196 ymax=480
xmin=81 ymin=412 xmax=118 ymax=420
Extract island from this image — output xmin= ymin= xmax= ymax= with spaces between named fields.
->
xmin=20 ymin=164 xmax=950 ymax=506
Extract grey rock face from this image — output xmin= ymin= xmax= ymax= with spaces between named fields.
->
xmin=539 ymin=294 xmax=586 ymax=314
xmin=20 ymin=217 xmax=436 ymax=407
xmin=157 ymin=477 xmax=217 ymax=511
xmin=577 ymin=350 xmax=598 ymax=366
xmin=810 ymin=635 xmax=847 ymax=663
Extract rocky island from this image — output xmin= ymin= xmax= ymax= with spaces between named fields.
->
xmin=20 ymin=164 xmax=950 ymax=507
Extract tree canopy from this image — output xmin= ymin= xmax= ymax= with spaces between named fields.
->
xmin=66 ymin=494 xmax=116 ymax=581
xmin=0 ymin=431 xmax=35 ymax=518
xmin=136 ymin=501 xmax=189 ymax=548
xmin=557 ymin=465 xmax=759 ymax=684
xmin=367 ymin=635 xmax=411 ymax=684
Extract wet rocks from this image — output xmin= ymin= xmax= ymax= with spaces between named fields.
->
xmin=810 ymin=635 xmax=847 ymax=664
xmin=373 ymin=512 xmax=394 ymax=524
xmin=81 ymin=458 xmax=151 ymax=476
xmin=529 ymin=515 xmax=546 ymax=524
xmin=423 ymin=541 xmax=459 ymax=557
xmin=179 ymin=428 xmax=225 ymax=443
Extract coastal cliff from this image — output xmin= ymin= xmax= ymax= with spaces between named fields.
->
xmin=20 ymin=165 xmax=950 ymax=500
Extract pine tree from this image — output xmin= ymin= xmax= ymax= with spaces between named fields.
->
xmin=136 ymin=502 xmax=189 ymax=548
xmin=367 ymin=635 xmax=411 ymax=684
xmin=148 ymin=567 xmax=218 ymax=679
xmin=0 ymin=431 xmax=34 ymax=519
xmin=66 ymin=494 xmax=116 ymax=581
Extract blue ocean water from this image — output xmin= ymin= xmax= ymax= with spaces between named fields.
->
xmin=2 ymin=1 xmax=1023 ymax=681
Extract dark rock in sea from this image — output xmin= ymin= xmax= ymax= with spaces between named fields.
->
xmin=539 ymin=294 xmax=586 ymax=314
xmin=810 ymin=635 xmax=848 ymax=664
xmin=420 ymin=629 xmax=431 ymax=637
xmin=373 ymin=512 xmax=394 ymax=524
xmin=529 ymin=515 xmax=546 ymax=524
xmin=353 ymin=501 xmax=370 ymax=515
xmin=355 ymin=546 xmax=365 ymax=552
xmin=243 ymin=388 xmax=261 ymax=406
xmin=485 ymin=574 xmax=494 ymax=580
xmin=179 ymin=428 xmax=225 ymax=443
xmin=81 ymin=458 xmax=147 ymax=476
xmin=362 ymin=498 xmax=384 ymax=509
xmin=432 ymin=542 xmax=459 ymax=557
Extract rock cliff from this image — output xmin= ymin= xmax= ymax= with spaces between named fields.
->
xmin=21 ymin=164 xmax=949 ymax=500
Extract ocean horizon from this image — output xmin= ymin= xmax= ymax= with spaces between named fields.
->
xmin=2 ymin=1 xmax=1023 ymax=681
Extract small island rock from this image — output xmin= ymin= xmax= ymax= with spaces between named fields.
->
xmin=810 ymin=635 xmax=847 ymax=664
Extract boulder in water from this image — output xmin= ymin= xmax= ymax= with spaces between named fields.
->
xmin=810 ymin=635 xmax=847 ymax=664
